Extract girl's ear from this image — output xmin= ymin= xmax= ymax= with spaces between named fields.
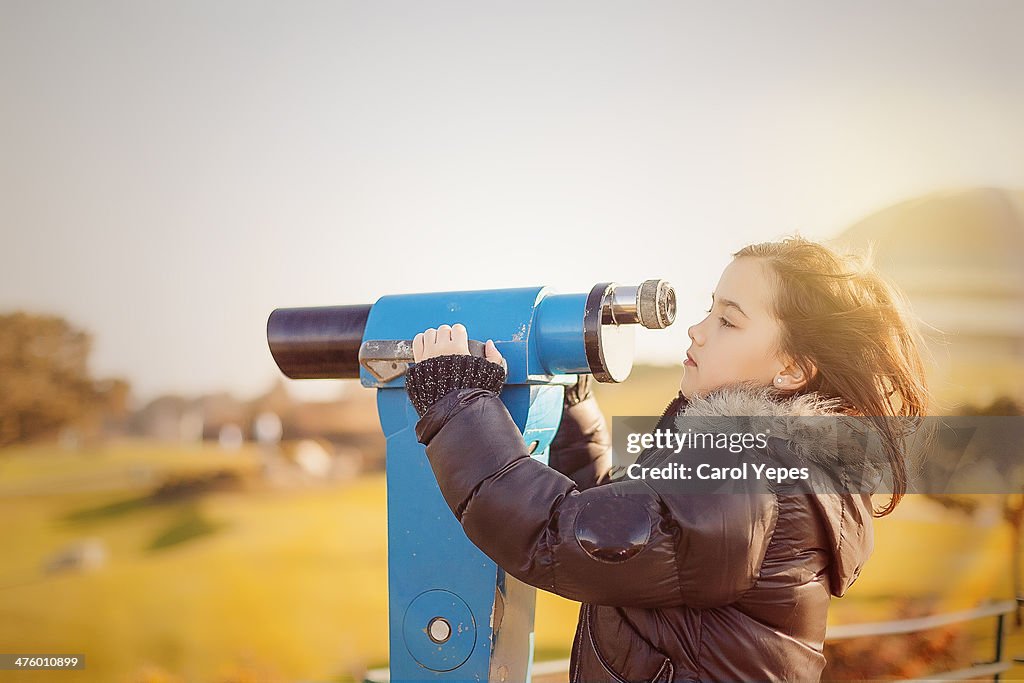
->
xmin=777 ymin=359 xmax=817 ymax=390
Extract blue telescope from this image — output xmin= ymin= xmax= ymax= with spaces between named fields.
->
xmin=267 ymin=281 xmax=675 ymax=682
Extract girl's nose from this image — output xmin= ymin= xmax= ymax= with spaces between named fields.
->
xmin=688 ymin=321 xmax=704 ymax=345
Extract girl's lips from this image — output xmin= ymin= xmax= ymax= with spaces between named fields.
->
xmin=684 ymin=353 xmax=697 ymax=367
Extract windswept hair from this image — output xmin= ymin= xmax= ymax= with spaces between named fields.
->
xmin=734 ymin=237 xmax=931 ymax=516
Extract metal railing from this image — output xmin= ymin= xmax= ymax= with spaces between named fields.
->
xmin=825 ymin=598 xmax=1022 ymax=682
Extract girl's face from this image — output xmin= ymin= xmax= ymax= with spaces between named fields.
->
xmin=680 ymin=257 xmax=798 ymax=398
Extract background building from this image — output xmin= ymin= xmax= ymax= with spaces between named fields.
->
xmin=836 ymin=187 xmax=1024 ymax=409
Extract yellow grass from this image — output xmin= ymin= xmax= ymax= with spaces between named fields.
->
xmin=0 ymin=441 xmax=1021 ymax=682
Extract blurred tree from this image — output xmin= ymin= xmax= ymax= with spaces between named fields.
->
xmin=958 ymin=396 xmax=1023 ymax=417
xmin=0 ymin=311 xmax=129 ymax=446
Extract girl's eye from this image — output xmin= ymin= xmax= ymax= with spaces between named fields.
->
xmin=704 ymin=308 xmax=735 ymax=328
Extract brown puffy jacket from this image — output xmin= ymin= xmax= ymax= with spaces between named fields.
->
xmin=414 ymin=380 xmax=876 ymax=683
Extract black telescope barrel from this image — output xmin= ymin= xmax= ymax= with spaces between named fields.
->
xmin=267 ymin=304 xmax=371 ymax=379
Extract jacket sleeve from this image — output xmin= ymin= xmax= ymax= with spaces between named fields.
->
xmin=547 ymin=375 xmax=613 ymax=491
xmin=416 ymin=388 xmax=778 ymax=608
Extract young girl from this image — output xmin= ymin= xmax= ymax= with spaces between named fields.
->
xmin=404 ymin=237 xmax=929 ymax=682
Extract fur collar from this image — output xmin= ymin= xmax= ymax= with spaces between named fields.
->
xmin=674 ymin=383 xmax=889 ymax=471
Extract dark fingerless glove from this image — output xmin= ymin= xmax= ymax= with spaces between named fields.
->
xmin=405 ymin=354 xmax=507 ymax=417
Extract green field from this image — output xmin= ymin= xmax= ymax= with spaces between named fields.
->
xmin=0 ymin=439 xmax=1021 ymax=682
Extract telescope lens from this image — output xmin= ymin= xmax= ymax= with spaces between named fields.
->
xmin=661 ymin=282 xmax=676 ymax=326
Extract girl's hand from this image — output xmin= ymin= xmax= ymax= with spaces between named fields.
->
xmin=412 ymin=323 xmax=505 ymax=369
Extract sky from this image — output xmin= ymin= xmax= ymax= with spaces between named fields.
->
xmin=2 ymin=1 xmax=1023 ymax=403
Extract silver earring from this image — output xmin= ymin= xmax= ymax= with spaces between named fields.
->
xmin=775 ymin=377 xmax=783 ymax=384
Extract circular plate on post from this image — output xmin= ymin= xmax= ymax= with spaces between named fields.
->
xmin=403 ymin=589 xmax=477 ymax=672
xmin=584 ymin=283 xmax=636 ymax=383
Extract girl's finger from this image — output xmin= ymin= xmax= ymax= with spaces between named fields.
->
xmin=485 ymin=339 xmax=506 ymax=370
xmin=451 ymin=323 xmax=468 ymax=346
xmin=424 ymin=328 xmax=437 ymax=347
xmin=437 ymin=324 xmax=452 ymax=342
xmin=413 ymin=332 xmax=424 ymax=362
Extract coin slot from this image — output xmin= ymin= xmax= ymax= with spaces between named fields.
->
xmin=427 ymin=617 xmax=452 ymax=644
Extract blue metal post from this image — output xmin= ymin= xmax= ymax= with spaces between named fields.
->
xmin=362 ymin=287 xmax=594 ymax=682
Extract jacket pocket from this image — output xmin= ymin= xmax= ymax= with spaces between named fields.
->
xmin=582 ymin=604 xmax=675 ymax=683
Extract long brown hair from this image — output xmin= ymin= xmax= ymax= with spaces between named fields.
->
xmin=734 ymin=237 xmax=931 ymax=516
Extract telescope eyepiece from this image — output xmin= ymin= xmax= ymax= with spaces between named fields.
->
xmin=637 ymin=279 xmax=675 ymax=329
xmin=603 ymin=279 xmax=676 ymax=329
